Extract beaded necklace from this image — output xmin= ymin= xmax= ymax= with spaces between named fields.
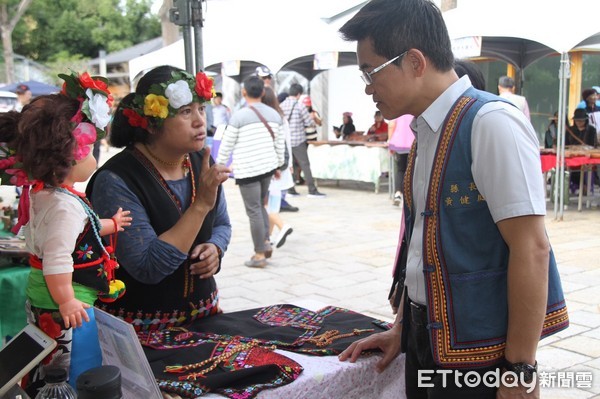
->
xmin=164 ymin=340 xmax=276 ymax=381
xmin=133 ymin=147 xmax=195 ymax=212
xmin=144 ymin=143 xmax=190 ymax=171
xmin=56 ymin=185 xmax=109 ymax=257
xmin=302 ymin=328 xmax=374 ymax=348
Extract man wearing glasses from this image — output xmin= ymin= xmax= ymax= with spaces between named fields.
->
xmin=337 ymin=0 xmax=568 ymax=398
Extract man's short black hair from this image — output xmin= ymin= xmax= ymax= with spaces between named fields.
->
xmin=289 ymin=83 xmax=303 ymax=96
xmin=243 ymin=76 xmax=264 ymax=99
xmin=339 ymin=0 xmax=454 ymax=72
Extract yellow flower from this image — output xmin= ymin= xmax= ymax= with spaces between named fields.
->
xmin=143 ymin=94 xmax=169 ymax=118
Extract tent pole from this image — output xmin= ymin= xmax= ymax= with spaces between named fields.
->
xmin=555 ymin=52 xmax=570 ymax=220
xmin=191 ymin=0 xmax=204 ymax=73
xmin=170 ymin=0 xmax=194 ymax=74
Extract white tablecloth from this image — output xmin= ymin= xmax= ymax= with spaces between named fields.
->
xmin=205 ymin=351 xmax=406 ymax=399
xmin=307 ymin=143 xmax=389 ymax=192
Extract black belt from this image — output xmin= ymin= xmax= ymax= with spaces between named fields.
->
xmin=408 ymin=298 xmax=428 ymax=326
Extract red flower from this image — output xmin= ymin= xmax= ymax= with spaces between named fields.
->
xmin=194 ymin=72 xmax=214 ymax=101
xmin=38 ymin=313 xmax=62 ymax=339
xmin=79 ymin=72 xmax=114 ymax=106
xmin=123 ymin=109 xmax=148 ymax=129
xmin=6 ymin=168 xmax=30 ymax=186
xmin=0 ymin=156 xmax=17 ymax=169
xmin=79 ymin=72 xmax=108 ymax=94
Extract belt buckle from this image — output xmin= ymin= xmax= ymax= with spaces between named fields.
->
xmin=409 ymin=300 xmax=426 ymax=312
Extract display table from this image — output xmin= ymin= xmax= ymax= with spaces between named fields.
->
xmin=0 ymin=228 xmax=29 ymax=346
xmin=0 ymin=264 xmax=29 ymax=345
xmin=540 ymin=148 xmax=600 ymax=211
xmin=131 ymin=303 xmax=405 ymax=399
xmin=307 ymin=141 xmax=389 ymax=193
xmin=206 ymin=351 xmax=405 ymax=399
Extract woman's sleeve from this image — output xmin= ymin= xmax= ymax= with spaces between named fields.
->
xmin=206 ymin=186 xmax=232 ymax=255
xmin=90 ymin=170 xmax=188 ymax=284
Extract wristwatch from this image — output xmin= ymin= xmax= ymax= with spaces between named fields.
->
xmin=503 ymin=360 xmax=538 ymax=384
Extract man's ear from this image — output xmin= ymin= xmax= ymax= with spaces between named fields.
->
xmin=405 ymin=49 xmax=426 ymax=77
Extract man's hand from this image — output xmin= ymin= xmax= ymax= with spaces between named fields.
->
xmin=338 ymin=326 xmax=403 ymax=373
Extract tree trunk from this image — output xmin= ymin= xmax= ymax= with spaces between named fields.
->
xmin=0 ymin=0 xmax=33 ymax=84
xmin=0 ymin=4 xmax=14 ymax=83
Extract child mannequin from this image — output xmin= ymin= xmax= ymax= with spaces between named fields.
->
xmin=0 ymin=72 xmax=132 ymax=393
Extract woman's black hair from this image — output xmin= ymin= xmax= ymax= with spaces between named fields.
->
xmin=110 ymin=65 xmax=183 ymax=148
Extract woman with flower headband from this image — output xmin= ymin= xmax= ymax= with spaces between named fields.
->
xmin=0 ymin=71 xmax=132 ymax=392
xmin=87 ymin=65 xmax=232 ymax=330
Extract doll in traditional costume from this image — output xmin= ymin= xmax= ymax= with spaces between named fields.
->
xmin=0 ymin=71 xmax=132 ymax=392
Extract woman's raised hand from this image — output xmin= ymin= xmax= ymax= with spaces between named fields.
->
xmin=194 ymin=147 xmax=232 ymax=210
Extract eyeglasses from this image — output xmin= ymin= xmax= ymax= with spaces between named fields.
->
xmin=360 ymin=51 xmax=408 ymax=85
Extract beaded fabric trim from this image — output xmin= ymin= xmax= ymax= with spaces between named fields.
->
xmin=156 ymin=337 xmax=303 ymax=399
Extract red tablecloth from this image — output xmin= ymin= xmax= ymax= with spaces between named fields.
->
xmin=540 ymin=154 xmax=600 ymax=173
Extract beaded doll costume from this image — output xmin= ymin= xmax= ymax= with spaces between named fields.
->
xmin=0 ymin=71 xmax=133 ymax=394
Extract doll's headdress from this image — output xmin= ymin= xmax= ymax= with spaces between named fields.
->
xmin=123 ymin=70 xmax=215 ymax=129
xmin=59 ymin=71 xmax=113 ymax=160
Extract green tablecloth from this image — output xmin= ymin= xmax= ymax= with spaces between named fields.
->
xmin=0 ymin=264 xmax=29 ymax=346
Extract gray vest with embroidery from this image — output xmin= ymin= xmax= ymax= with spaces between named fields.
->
xmin=402 ymin=87 xmax=569 ymax=368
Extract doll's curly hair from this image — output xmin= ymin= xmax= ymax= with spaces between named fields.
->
xmin=0 ymin=95 xmax=80 ymax=186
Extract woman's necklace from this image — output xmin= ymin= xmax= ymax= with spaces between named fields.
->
xmin=144 ymin=143 xmax=189 ymax=171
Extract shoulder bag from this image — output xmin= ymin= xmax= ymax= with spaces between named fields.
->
xmin=249 ymin=105 xmax=289 ymax=170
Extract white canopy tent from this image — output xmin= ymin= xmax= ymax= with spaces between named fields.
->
xmin=444 ymin=0 xmax=600 ymax=219
xmin=131 ymin=0 xmax=600 ymax=217
xmin=128 ymin=0 xmax=359 ymax=83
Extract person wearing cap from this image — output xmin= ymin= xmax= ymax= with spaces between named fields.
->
xmin=333 ymin=112 xmax=356 ymax=140
xmin=497 ymin=76 xmax=530 ymax=121
xmin=567 ymin=108 xmax=597 ymax=147
xmin=578 ymin=88 xmax=600 ymax=130
xmin=15 ymin=83 xmax=32 ymax=112
xmin=566 ymin=108 xmax=598 ymax=192
xmin=256 ymin=66 xmax=273 ymax=88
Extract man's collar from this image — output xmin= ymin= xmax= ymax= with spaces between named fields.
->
xmin=418 ymin=75 xmax=472 ymax=133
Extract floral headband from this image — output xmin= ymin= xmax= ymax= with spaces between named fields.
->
xmin=59 ymin=71 xmax=113 ymax=160
xmin=0 ymin=71 xmax=113 ymax=188
xmin=123 ymin=70 xmax=215 ymax=129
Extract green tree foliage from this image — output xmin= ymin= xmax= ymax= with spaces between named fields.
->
xmin=12 ymin=0 xmax=160 ymax=63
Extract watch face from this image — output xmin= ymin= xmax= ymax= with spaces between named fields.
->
xmin=507 ymin=362 xmax=537 ymax=384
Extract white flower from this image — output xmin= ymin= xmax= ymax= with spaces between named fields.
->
xmin=86 ymin=88 xmax=111 ymax=130
xmin=165 ymin=80 xmax=193 ymax=109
